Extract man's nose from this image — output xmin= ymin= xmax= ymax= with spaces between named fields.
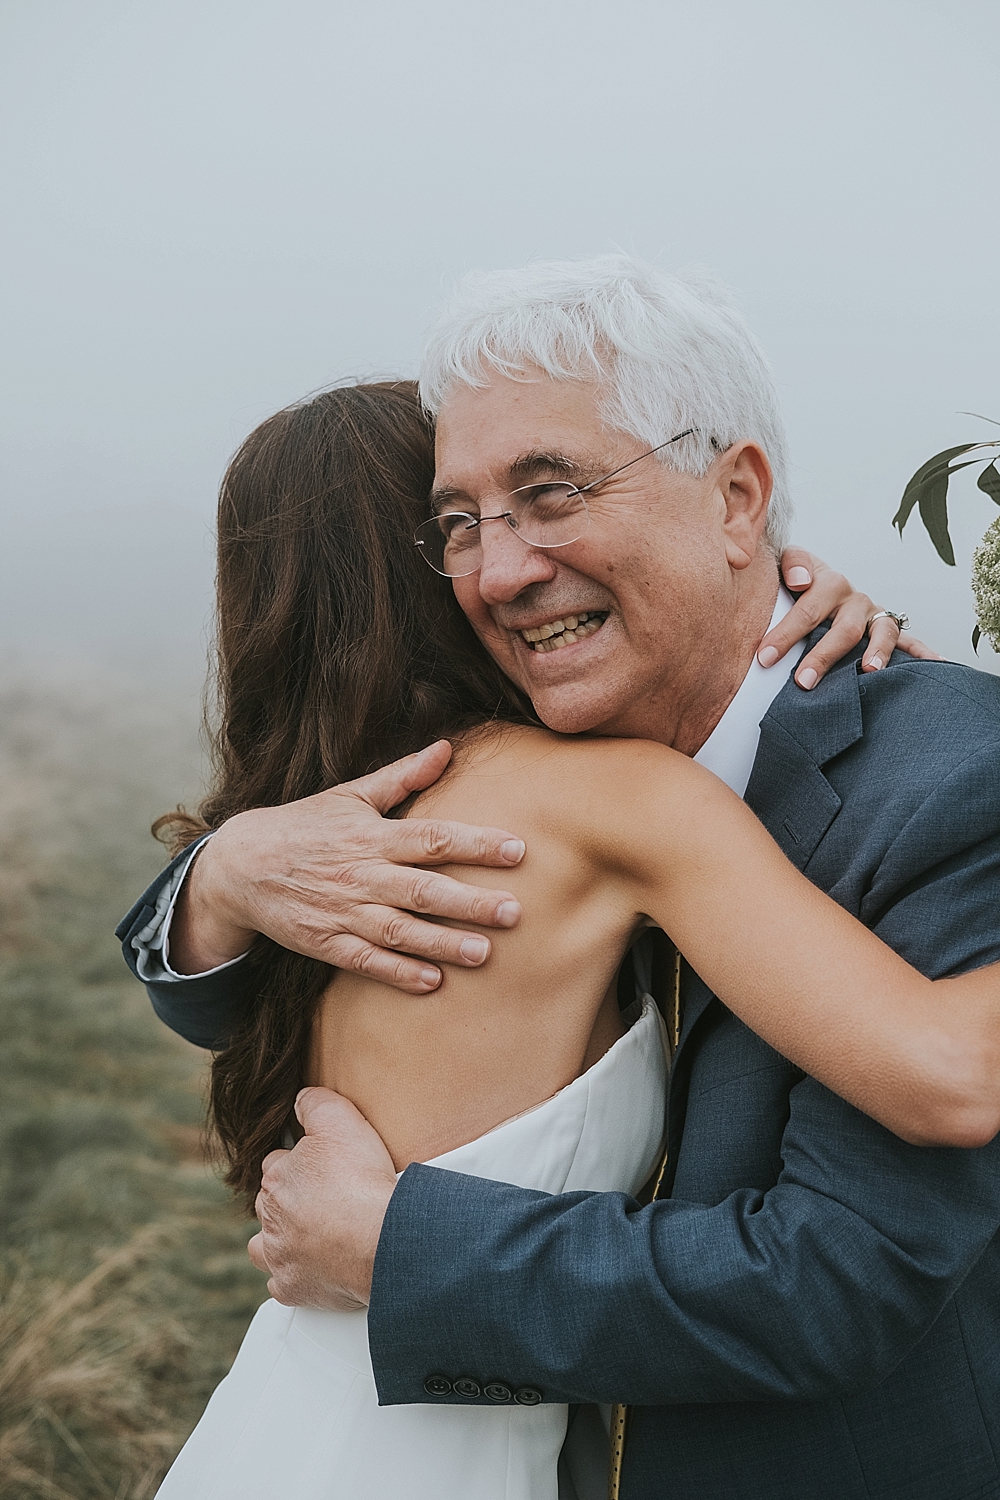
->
xmin=475 ymin=517 xmax=557 ymax=604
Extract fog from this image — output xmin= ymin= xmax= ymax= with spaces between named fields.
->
xmin=2 ymin=0 xmax=999 ymax=689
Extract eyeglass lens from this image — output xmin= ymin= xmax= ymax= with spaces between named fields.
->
xmin=414 ymin=482 xmax=589 ymax=577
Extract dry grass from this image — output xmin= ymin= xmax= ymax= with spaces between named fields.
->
xmin=0 ymin=667 xmax=267 ymax=1499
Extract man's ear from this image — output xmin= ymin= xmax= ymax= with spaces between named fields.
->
xmin=716 ymin=442 xmax=773 ymax=570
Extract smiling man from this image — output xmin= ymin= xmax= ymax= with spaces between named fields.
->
xmin=118 ymin=258 xmax=1000 ymax=1500
xmin=431 ymin=377 xmax=779 ymax=755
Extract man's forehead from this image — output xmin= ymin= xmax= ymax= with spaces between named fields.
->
xmin=432 ymin=374 xmax=617 ymax=493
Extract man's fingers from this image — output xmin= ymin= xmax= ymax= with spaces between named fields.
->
xmin=294 ymin=1084 xmax=362 ymax=1133
xmin=294 ymin=1083 xmax=371 ymax=1132
xmin=324 ymin=920 xmax=517 ymax=994
xmin=344 ymin=902 xmax=504 ymax=964
xmin=260 ymin=1147 xmax=289 ymax=1179
xmin=351 ymin=862 xmax=521 ymax=928
xmin=294 ymin=1086 xmax=399 ymax=1185
xmin=347 ymin=741 xmax=454 ymax=815
xmin=322 ymin=933 xmax=445 ymax=992
xmin=373 ymin=815 xmax=526 ymax=870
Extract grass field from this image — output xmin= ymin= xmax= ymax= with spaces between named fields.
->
xmin=0 ymin=669 xmax=268 ymax=1499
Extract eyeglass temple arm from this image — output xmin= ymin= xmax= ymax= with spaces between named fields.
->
xmin=574 ymin=428 xmax=696 ymax=496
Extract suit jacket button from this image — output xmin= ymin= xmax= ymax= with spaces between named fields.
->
xmin=423 ymin=1375 xmax=452 ymax=1397
xmin=453 ymin=1377 xmax=481 ymax=1399
xmin=484 ymin=1382 xmax=512 ymax=1402
xmin=514 ymin=1386 xmax=543 ymax=1406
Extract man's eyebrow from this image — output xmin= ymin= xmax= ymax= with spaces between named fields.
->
xmin=428 ymin=485 xmax=466 ymax=515
xmin=506 ymin=450 xmax=591 ymax=485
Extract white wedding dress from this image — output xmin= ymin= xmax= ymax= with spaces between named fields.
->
xmin=156 ymin=996 xmax=668 ymax=1500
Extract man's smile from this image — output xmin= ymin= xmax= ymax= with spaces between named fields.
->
xmin=516 ymin=610 xmax=609 ymax=653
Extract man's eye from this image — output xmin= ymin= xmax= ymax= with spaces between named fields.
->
xmin=439 ymin=513 xmax=475 ymax=533
xmin=520 ymin=484 xmax=578 ymax=516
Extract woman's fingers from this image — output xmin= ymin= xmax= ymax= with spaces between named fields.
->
xmin=770 ymin=547 xmax=942 ymax=688
xmin=784 ymin=614 xmax=944 ymax=688
xmin=759 ymin=565 xmax=871 ymax=676
xmin=860 ymin=615 xmax=905 ymax=673
xmin=776 ymin=545 xmax=817 ymax=593
xmin=869 ymin=629 xmax=944 ymax=667
xmin=792 ymin=609 xmax=878 ymax=688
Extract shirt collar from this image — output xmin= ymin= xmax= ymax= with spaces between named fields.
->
xmin=693 ymin=587 xmax=796 ymax=797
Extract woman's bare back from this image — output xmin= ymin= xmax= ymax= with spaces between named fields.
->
xmin=308 ymin=713 xmax=1000 ymax=1169
xmin=308 ymin=725 xmax=638 ymax=1169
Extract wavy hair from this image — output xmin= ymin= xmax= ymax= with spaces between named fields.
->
xmin=155 ymin=381 xmax=537 ymax=1204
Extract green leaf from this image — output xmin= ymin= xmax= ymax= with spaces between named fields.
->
xmin=915 ymin=473 xmax=956 ymax=565
xmin=973 ymin=623 xmax=981 ymax=653
xmin=977 ymin=461 xmax=1000 ymax=506
xmin=892 ymin=445 xmax=980 ymax=565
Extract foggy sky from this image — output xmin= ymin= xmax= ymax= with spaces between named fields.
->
xmin=2 ymin=0 xmax=999 ymax=684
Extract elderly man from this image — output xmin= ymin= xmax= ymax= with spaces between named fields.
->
xmin=120 ymin=259 xmax=1000 ymax=1499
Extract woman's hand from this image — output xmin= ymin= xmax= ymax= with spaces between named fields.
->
xmin=760 ymin=547 xmax=944 ymax=689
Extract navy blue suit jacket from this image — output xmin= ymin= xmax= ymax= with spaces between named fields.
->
xmin=119 ymin=647 xmax=1000 ymax=1499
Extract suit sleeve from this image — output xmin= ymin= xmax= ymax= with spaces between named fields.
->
xmin=115 ymin=838 xmax=254 ymax=1049
xmin=366 ymin=743 xmax=1000 ymax=1408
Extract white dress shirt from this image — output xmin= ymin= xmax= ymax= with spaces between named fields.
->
xmin=693 ymin=587 xmax=796 ymax=796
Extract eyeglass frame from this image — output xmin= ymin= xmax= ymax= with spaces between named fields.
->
xmin=413 ymin=428 xmax=698 ymax=578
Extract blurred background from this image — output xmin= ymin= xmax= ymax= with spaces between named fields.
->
xmin=1 ymin=1 xmax=998 ymax=1493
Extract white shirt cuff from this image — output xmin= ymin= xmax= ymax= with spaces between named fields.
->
xmin=131 ymin=833 xmax=251 ymax=982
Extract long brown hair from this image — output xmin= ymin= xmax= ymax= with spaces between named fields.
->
xmin=156 ymin=381 xmax=536 ymax=1204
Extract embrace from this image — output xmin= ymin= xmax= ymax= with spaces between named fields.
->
xmin=120 ymin=259 xmax=1000 ymax=1500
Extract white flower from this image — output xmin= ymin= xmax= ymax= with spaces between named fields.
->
xmin=971 ymin=514 xmax=1000 ymax=652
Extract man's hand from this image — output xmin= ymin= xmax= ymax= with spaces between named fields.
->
xmin=248 ymin=1087 xmax=397 ymax=1310
xmin=760 ymin=547 xmax=944 ymax=689
xmin=168 ymin=740 xmax=526 ymax=993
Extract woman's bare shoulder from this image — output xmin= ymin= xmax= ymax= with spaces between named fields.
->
xmin=412 ymin=723 xmax=686 ymax=838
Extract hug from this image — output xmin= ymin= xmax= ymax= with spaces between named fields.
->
xmin=120 ymin=257 xmax=1000 ymax=1500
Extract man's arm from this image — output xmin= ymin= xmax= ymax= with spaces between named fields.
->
xmin=361 ymin=749 xmax=1000 ymax=1408
xmin=116 ymin=835 xmax=255 ymax=1049
xmin=372 ymin=1095 xmax=997 ymax=1406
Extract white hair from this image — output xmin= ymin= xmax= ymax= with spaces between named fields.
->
xmin=419 ymin=255 xmax=791 ymax=550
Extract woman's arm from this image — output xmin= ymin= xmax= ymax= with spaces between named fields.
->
xmin=587 ymin=741 xmax=1000 ymax=1149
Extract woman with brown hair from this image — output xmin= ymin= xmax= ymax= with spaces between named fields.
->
xmin=155 ymin=382 xmax=999 ymax=1500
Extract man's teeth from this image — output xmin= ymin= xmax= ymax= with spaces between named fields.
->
xmin=520 ymin=612 xmax=606 ymax=652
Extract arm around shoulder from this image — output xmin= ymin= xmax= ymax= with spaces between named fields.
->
xmin=584 ymin=737 xmax=1000 ymax=1148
